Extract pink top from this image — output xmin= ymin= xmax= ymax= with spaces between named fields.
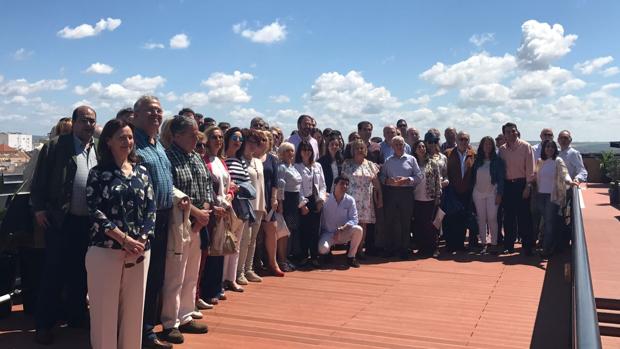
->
xmin=499 ymin=138 xmax=535 ymax=182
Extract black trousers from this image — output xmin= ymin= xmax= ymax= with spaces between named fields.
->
xmin=413 ymin=200 xmax=439 ymax=253
xmin=502 ymin=179 xmax=534 ymax=251
xmin=445 ymin=192 xmax=472 ymax=251
xmin=383 ymin=186 xmax=414 ymax=253
xmin=298 ymin=195 xmax=320 ymax=259
xmin=35 ymin=214 xmax=90 ymax=330
xmin=201 ymin=256 xmax=224 ymax=300
xmin=143 ymin=209 xmax=170 ymax=338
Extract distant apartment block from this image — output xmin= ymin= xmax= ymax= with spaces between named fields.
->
xmin=0 ymin=144 xmax=31 ymax=174
xmin=0 ymin=132 xmax=33 ymax=152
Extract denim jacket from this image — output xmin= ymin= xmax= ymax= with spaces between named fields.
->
xmin=470 ymin=156 xmax=506 ymax=196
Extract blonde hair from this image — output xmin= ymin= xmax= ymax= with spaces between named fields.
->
xmin=159 ymin=118 xmax=173 ymax=149
xmin=277 ymin=141 xmax=295 ymax=161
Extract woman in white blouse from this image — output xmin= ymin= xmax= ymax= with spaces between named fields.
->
xmin=294 ymin=140 xmax=327 ymax=268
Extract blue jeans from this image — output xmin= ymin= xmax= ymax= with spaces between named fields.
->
xmin=536 ymin=193 xmax=560 ymax=252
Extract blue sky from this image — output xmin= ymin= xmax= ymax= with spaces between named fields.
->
xmin=1 ymin=0 xmax=619 ymax=141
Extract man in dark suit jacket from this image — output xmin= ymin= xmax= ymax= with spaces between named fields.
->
xmin=444 ymin=131 xmax=477 ymax=252
xmin=30 ymin=106 xmax=98 ymax=345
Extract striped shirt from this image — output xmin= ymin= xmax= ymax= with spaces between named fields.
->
xmin=134 ymin=128 xmax=173 ymax=210
xmin=225 ymin=157 xmax=250 ymax=185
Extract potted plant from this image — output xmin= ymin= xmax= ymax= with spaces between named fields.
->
xmin=600 ymin=150 xmax=616 ymax=183
xmin=605 ymin=155 xmax=620 ymax=206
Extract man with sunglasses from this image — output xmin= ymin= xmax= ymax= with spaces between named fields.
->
xmin=31 ymin=106 xmax=98 ymax=345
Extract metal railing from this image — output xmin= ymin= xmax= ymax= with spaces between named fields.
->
xmin=571 ymin=186 xmax=602 ymax=349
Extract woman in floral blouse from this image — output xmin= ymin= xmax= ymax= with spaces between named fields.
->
xmin=85 ymin=119 xmax=156 ymax=349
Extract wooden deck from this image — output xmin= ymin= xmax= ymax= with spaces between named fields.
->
xmin=1 ymin=184 xmax=619 ymax=349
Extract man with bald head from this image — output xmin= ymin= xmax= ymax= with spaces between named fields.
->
xmin=31 ymin=105 xmax=98 ymax=344
xmin=379 ymin=125 xmax=411 ymax=163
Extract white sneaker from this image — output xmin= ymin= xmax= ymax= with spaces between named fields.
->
xmin=196 ymin=298 xmax=214 ymax=310
xmin=191 ymin=310 xmax=203 ymax=319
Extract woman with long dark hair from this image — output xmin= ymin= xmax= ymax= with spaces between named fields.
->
xmin=534 ymin=139 xmax=575 ymax=257
xmin=294 ymin=140 xmax=327 ymax=267
xmin=318 ymin=135 xmax=344 ymax=194
xmin=471 ymin=136 xmax=505 ymax=254
xmin=412 ymin=141 xmax=442 ymax=257
xmin=85 ymin=119 xmax=156 ymax=349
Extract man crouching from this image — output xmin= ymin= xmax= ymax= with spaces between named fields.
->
xmin=318 ymin=176 xmax=363 ymax=268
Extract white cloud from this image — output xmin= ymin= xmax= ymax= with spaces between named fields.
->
xmin=510 ymin=67 xmax=578 ymax=99
xmin=57 ymin=18 xmax=121 ymax=39
xmin=420 ymin=53 xmax=517 ymax=89
xmin=122 ymin=75 xmax=166 ymax=91
xmin=0 ymin=78 xmax=67 ymax=95
xmin=85 ymin=62 xmax=114 ymax=74
xmin=143 ymin=42 xmax=165 ymax=49
xmin=229 ymin=107 xmax=264 ymax=122
xmin=170 ymin=34 xmax=190 ymax=49
xmin=73 ymin=75 xmax=166 ymax=106
xmin=459 ymin=83 xmax=511 ymax=106
xmin=309 ymin=70 xmax=401 ymax=118
xmin=469 ymin=33 xmax=495 ymax=47
xmin=574 ymin=56 xmax=614 ymax=75
xmin=407 ymin=94 xmax=431 ymax=105
xmin=13 ymin=48 xmax=33 ymax=60
xmin=200 ymin=71 xmax=254 ymax=104
xmin=269 ymin=95 xmax=290 ymax=103
xmin=603 ymin=67 xmax=620 ymax=77
xmin=180 ymin=92 xmax=209 ymax=107
xmin=517 ymin=19 xmax=577 ymax=70
xmin=233 ymin=21 xmax=287 ymax=44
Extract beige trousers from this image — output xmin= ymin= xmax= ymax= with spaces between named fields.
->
xmin=161 ymin=231 xmax=201 ymax=329
xmin=86 ymin=246 xmax=150 ymax=349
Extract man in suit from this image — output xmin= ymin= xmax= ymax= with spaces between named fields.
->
xmin=444 ymin=131 xmax=477 ymax=252
xmin=30 ymin=105 xmax=98 ymax=344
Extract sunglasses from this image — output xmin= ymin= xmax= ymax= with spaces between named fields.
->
xmin=231 ymin=135 xmax=244 ymax=142
xmin=397 ymin=124 xmax=407 ymax=128
xmin=459 ymin=138 xmax=470 ymax=142
xmin=124 ymin=255 xmax=145 ymax=268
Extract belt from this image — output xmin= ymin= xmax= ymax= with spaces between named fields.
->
xmin=505 ymin=178 xmax=526 ymax=183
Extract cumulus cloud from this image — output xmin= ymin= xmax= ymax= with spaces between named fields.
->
xmin=73 ymin=75 xmax=166 ymax=106
xmin=143 ymin=42 xmax=165 ymax=49
xmin=603 ymin=67 xmax=620 ymax=77
xmin=229 ymin=107 xmax=264 ymax=123
xmin=200 ymin=71 xmax=254 ymax=104
xmin=13 ymin=48 xmax=33 ymax=60
xmin=309 ymin=70 xmax=401 ymax=118
xmin=517 ymin=19 xmax=577 ymax=70
xmin=85 ymin=62 xmax=114 ymax=74
xmin=469 ymin=33 xmax=495 ymax=47
xmin=510 ymin=67 xmax=582 ymax=99
xmin=269 ymin=95 xmax=290 ymax=103
xmin=57 ymin=18 xmax=121 ymax=39
xmin=0 ymin=77 xmax=67 ymax=95
xmin=459 ymin=83 xmax=511 ymax=106
xmin=170 ymin=34 xmax=190 ymax=49
xmin=407 ymin=94 xmax=431 ymax=105
xmin=574 ymin=56 xmax=614 ymax=75
xmin=233 ymin=21 xmax=287 ymax=44
xmin=420 ymin=53 xmax=517 ymax=89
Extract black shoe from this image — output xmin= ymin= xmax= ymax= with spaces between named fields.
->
xmin=347 ymin=257 xmax=360 ymax=268
xmin=160 ymin=328 xmax=184 ymax=344
xmin=34 ymin=328 xmax=53 ymax=345
xmin=143 ymin=336 xmax=173 ymax=349
xmin=178 ymin=320 xmax=209 ymax=334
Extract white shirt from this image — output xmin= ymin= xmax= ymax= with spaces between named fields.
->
xmin=537 ymin=159 xmax=556 ymax=194
xmin=559 ymin=147 xmax=588 ymax=182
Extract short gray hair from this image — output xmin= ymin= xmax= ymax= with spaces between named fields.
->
xmin=133 ymin=95 xmax=160 ymax=111
xmin=391 ymin=136 xmax=405 ymax=145
xmin=169 ymin=116 xmax=197 ymax=135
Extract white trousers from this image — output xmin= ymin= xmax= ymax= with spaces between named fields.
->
xmin=318 ymin=225 xmax=363 ymax=258
xmin=86 ymin=246 xmax=150 ymax=349
xmin=473 ymin=191 xmax=499 ymax=245
xmin=223 ymin=218 xmax=248 ymax=282
xmin=161 ymin=232 xmax=201 ymax=329
xmin=237 ymin=211 xmax=265 ymax=277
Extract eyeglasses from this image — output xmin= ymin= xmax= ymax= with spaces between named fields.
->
xmin=459 ymin=138 xmax=470 ymax=142
xmin=231 ymin=135 xmax=244 ymax=142
xmin=397 ymin=124 xmax=407 ymax=128
xmin=543 ymin=133 xmax=553 ymax=137
xmin=558 ymin=136 xmax=570 ymax=140
xmin=124 ymin=255 xmax=145 ymax=268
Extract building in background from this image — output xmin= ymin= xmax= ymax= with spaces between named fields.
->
xmin=0 ymin=144 xmax=30 ymax=174
xmin=0 ymin=132 xmax=33 ymax=152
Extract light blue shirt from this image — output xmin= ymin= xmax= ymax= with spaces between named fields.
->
xmin=380 ymin=153 xmax=423 ymax=187
xmin=559 ymin=147 xmax=588 ymax=182
xmin=320 ymin=193 xmax=358 ymax=234
xmin=277 ymin=163 xmax=302 ymax=197
xmin=379 ymin=141 xmax=411 ymax=163
xmin=287 ymin=133 xmax=319 ymax=161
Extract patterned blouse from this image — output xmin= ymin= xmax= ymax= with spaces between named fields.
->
xmin=86 ymin=163 xmax=156 ymax=250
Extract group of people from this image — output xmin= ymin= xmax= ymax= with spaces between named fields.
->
xmin=28 ymin=96 xmax=588 ymax=349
